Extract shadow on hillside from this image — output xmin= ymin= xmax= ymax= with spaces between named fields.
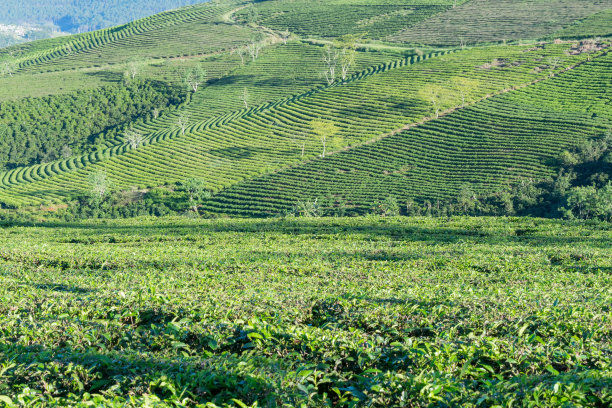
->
xmin=206 ymin=74 xmax=255 ymax=87
xmin=4 ymin=218 xmax=610 ymax=249
xmin=209 ymin=145 xmax=270 ymax=160
xmin=84 ymin=70 xmax=124 ymax=83
xmin=255 ymin=77 xmax=296 ymax=87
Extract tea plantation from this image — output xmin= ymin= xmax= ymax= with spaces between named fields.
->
xmin=0 ymin=1 xmax=611 ymax=405
xmin=0 ymin=217 xmax=610 ymax=407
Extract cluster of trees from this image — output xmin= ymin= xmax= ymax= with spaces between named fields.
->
xmin=65 ymin=174 xmax=211 ymax=220
xmin=0 ymin=1 xmax=204 ymax=34
xmin=321 ymin=35 xmax=360 ymax=85
xmin=0 ymin=80 xmax=187 ymax=170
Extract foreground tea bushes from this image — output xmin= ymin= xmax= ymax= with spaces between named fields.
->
xmin=0 ymin=216 xmax=610 ymax=406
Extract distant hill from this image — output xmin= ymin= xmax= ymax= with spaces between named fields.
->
xmin=0 ymin=0 xmax=206 ymax=45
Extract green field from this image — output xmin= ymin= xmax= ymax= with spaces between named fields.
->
xmin=390 ymin=0 xmax=612 ymax=46
xmin=1 ymin=41 xmax=607 ymax=208
xmin=1 ymin=1 xmax=612 ymax=406
xmin=0 ymin=216 xmax=610 ymax=407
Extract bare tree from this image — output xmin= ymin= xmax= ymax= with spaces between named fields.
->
xmin=339 ymin=48 xmax=356 ymax=81
xmin=334 ymin=34 xmax=360 ymax=81
xmin=247 ymin=36 xmax=265 ymax=61
xmin=232 ymin=47 xmax=246 ymax=65
xmin=126 ymin=59 xmax=143 ymax=80
xmin=241 ymin=87 xmax=249 ymax=109
xmin=184 ymin=65 xmax=207 ymax=92
xmin=1 ymin=60 xmax=17 ymax=77
xmin=322 ymin=45 xmax=339 ymax=85
xmin=124 ymin=129 xmax=144 ymax=149
xmin=176 ymin=113 xmax=190 ymax=135
xmin=280 ymin=29 xmax=291 ymax=45
xmin=88 ymin=171 xmax=111 ymax=199
xmin=547 ymin=57 xmax=562 ymax=77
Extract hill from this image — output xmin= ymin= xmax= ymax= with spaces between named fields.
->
xmin=0 ymin=0 xmax=610 ymax=217
xmin=0 ymin=1 xmax=205 ymax=34
xmin=1 ymin=2 xmax=612 ymax=406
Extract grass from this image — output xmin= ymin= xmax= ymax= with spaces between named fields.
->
xmin=0 ymin=216 xmax=610 ymax=406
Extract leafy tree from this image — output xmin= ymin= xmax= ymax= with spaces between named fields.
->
xmin=183 ymin=66 xmax=207 ymax=93
xmin=182 ymin=177 xmax=210 ymax=214
xmin=311 ymin=120 xmax=340 ymax=158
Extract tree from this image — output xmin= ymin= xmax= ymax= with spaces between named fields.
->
xmin=338 ymin=48 xmax=356 ymax=82
xmin=233 ymin=47 xmax=246 ymax=65
xmin=547 ymin=57 xmax=562 ymax=77
xmin=311 ymin=119 xmax=340 ymax=158
xmin=184 ymin=66 xmax=207 ymax=92
xmin=335 ymin=35 xmax=359 ymax=81
xmin=182 ymin=177 xmax=210 ymax=214
xmin=176 ymin=113 xmax=189 ymax=136
xmin=126 ymin=58 xmax=143 ymax=80
xmin=322 ymin=45 xmax=339 ymax=85
xmin=88 ymin=171 xmax=111 ymax=200
xmin=1 ymin=60 xmax=17 ymax=77
xmin=451 ymin=77 xmax=480 ymax=108
xmin=244 ymin=6 xmax=259 ymax=25
xmin=419 ymin=85 xmax=450 ymax=118
xmin=247 ymin=33 xmax=266 ymax=61
xmin=457 ymin=184 xmax=478 ymax=213
xmin=60 ymin=144 xmax=72 ymax=159
xmin=280 ymin=28 xmax=291 ymax=45
xmin=124 ymin=129 xmax=144 ymax=149
xmin=564 ymin=182 xmax=612 ymax=221
xmin=240 ymin=87 xmax=249 ymax=109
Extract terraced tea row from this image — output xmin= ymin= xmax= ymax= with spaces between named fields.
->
xmin=553 ymin=9 xmax=612 ymax=40
xmin=0 ymin=43 xmax=600 ymax=207
xmin=126 ymin=42 xmax=408 ymax=142
xmin=1 ymin=0 xmax=252 ymax=74
xmin=391 ymin=0 xmax=612 ymax=46
xmin=205 ymin=51 xmax=612 ymax=216
xmin=234 ymin=0 xmax=466 ymax=40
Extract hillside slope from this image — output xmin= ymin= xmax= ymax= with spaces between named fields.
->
xmin=0 ymin=0 xmax=610 ymax=214
xmin=0 ymin=42 xmax=605 ymax=208
xmin=205 ymin=51 xmax=612 ymax=216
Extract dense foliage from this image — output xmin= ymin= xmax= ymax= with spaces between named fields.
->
xmin=0 ymin=0 xmax=205 ymax=33
xmin=0 ymin=217 xmax=610 ymax=406
xmin=0 ymin=81 xmax=187 ymax=170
